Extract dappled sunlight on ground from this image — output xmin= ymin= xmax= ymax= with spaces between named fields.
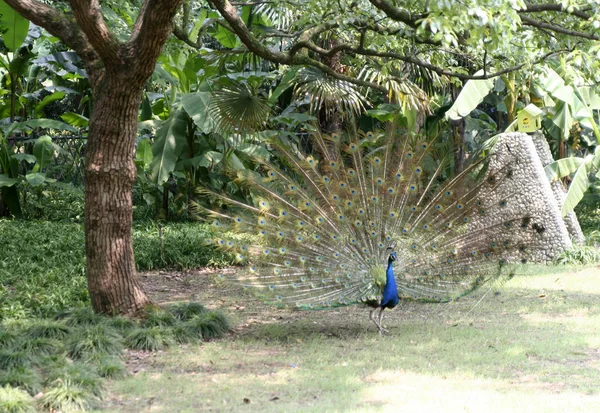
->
xmin=98 ymin=265 xmax=600 ymax=412
xmin=358 ymin=371 xmax=600 ymax=413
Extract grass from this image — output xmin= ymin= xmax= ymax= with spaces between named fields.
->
xmin=0 ymin=219 xmax=232 ymax=319
xmin=0 ymin=303 xmax=229 ymax=412
xmin=97 ymin=265 xmax=600 ymax=413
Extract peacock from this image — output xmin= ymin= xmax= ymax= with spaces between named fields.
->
xmin=200 ymin=125 xmax=540 ymax=333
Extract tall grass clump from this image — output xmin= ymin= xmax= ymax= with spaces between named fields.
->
xmin=124 ymin=327 xmax=175 ymax=351
xmin=0 ymin=367 xmax=43 ymax=396
xmin=39 ymin=379 xmax=99 ymax=412
xmin=67 ymin=325 xmax=123 ymax=360
xmin=0 ymin=385 xmax=36 ymax=413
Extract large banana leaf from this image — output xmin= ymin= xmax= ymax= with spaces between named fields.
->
xmin=180 ymin=85 xmax=215 ymax=134
xmin=32 ymin=135 xmax=55 ymax=172
xmin=150 ymin=109 xmax=189 ymax=185
xmin=135 ymin=138 xmax=153 ymax=168
xmin=60 ymin=112 xmax=89 ymax=128
xmin=562 ymin=156 xmax=592 ymax=216
xmin=544 ymin=157 xmax=584 ymax=182
xmin=0 ymin=0 xmax=29 ymax=51
xmin=445 ymin=70 xmax=495 ymax=120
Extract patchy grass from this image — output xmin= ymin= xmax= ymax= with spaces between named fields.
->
xmin=0 ymin=220 xmax=232 ymax=318
xmin=99 ymin=265 xmax=600 ymax=413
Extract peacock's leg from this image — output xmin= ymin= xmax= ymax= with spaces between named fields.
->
xmin=378 ymin=308 xmax=388 ymax=333
xmin=369 ymin=308 xmax=378 ymax=328
xmin=369 ymin=308 xmax=383 ymax=332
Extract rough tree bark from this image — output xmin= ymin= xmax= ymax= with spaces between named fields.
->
xmin=5 ymin=0 xmax=184 ymax=315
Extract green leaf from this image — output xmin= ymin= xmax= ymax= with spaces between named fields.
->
xmin=0 ymin=0 xmax=30 ymax=51
xmin=365 ymin=109 xmax=396 ymax=122
xmin=150 ymin=109 xmax=189 ymax=185
xmin=551 ymin=102 xmax=572 ymax=140
xmin=545 ymin=157 xmax=585 ymax=181
xmin=562 ymin=160 xmax=591 ymax=216
xmin=197 ymin=151 xmax=223 ymax=168
xmin=0 ymin=173 xmax=18 ymax=187
xmin=269 ymin=68 xmax=301 ymax=104
xmin=135 ymin=138 xmax=153 ymax=168
xmin=26 ymin=172 xmax=46 ymax=187
xmin=577 ymin=86 xmax=600 ymax=110
xmin=33 ymin=135 xmax=55 ymax=171
xmin=225 ymin=151 xmax=245 ymax=171
xmin=212 ymin=25 xmax=238 ymax=48
xmin=143 ymin=193 xmax=156 ymax=206
xmin=35 ymin=91 xmax=66 ymax=115
xmin=60 ymin=112 xmax=89 ymax=128
xmin=275 ymin=112 xmax=317 ymax=125
xmin=445 ymin=70 xmax=495 ymax=120
xmin=140 ymin=94 xmax=153 ymax=121
xmin=11 ymin=153 xmax=36 ymax=163
xmin=180 ymin=84 xmax=215 ymax=134
xmin=7 ymin=119 xmax=77 ymax=133
xmin=538 ymin=67 xmax=565 ymax=95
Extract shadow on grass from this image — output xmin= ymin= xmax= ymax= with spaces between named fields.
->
xmin=100 ymin=266 xmax=600 ymax=413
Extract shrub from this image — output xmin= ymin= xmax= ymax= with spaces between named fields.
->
xmin=124 ymin=327 xmax=175 ymax=351
xmin=94 ymin=356 xmax=128 ymax=379
xmin=183 ymin=311 xmax=230 ymax=340
xmin=27 ymin=319 xmax=71 ymax=339
xmin=142 ymin=308 xmax=177 ymax=328
xmin=57 ymin=307 xmax=104 ymax=327
xmin=21 ymin=337 xmax=64 ymax=357
xmin=0 ymin=348 xmax=32 ymax=370
xmin=103 ymin=316 xmax=136 ymax=333
xmin=39 ymin=379 xmax=99 ymax=412
xmin=45 ymin=363 xmax=104 ymax=397
xmin=67 ymin=325 xmax=123 ymax=360
xmin=555 ymin=244 xmax=600 ymax=265
xmin=168 ymin=302 xmax=207 ymax=321
xmin=0 ymin=327 xmax=19 ymax=347
xmin=0 ymin=385 xmax=36 ymax=413
xmin=0 ymin=367 xmax=42 ymax=396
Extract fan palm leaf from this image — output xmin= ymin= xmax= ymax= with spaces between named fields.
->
xmin=209 ymin=79 xmax=271 ymax=135
xmin=293 ymin=66 xmax=367 ymax=119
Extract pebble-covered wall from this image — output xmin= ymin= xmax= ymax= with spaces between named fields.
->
xmin=531 ymin=131 xmax=586 ymax=244
xmin=478 ymin=132 xmax=572 ymax=263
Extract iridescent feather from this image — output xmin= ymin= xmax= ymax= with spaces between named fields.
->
xmin=199 ymin=127 xmax=539 ymax=333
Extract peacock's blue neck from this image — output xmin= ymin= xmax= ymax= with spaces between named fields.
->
xmin=380 ymin=258 xmax=399 ymax=308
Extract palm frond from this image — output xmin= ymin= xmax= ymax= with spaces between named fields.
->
xmin=209 ymin=79 xmax=271 ymax=135
xmin=293 ymin=67 xmax=367 ymax=119
xmin=358 ymin=66 xmax=430 ymax=113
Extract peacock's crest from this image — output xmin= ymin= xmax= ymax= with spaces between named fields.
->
xmin=200 ymin=127 xmax=539 ymax=324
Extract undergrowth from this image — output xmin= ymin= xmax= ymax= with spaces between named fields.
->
xmin=0 ymin=220 xmax=232 ymax=318
xmin=0 ymin=304 xmax=229 ymax=412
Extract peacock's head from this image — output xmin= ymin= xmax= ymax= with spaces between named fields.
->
xmin=388 ymin=251 xmax=397 ymax=263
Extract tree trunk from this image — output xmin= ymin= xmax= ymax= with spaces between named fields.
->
xmin=84 ymin=74 xmax=150 ymax=315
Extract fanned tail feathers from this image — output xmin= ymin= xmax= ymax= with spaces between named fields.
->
xmin=200 ymin=128 xmax=537 ymax=308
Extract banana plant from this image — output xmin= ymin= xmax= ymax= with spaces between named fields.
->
xmin=536 ymin=67 xmax=600 ymax=216
xmin=0 ymin=118 xmax=76 ymax=216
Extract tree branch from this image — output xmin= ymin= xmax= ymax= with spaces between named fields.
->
xmin=208 ymin=0 xmax=574 ymax=94
xmin=520 ymin=15 xmax=599 ymax=40
xmin=69 ymin=0 xmax=121 ymax=66
xmin=521 ymin=3 xmax=591 ymax=20
xmin=209 ymin=0 xmax=290 ymax=63
xmin=128 ymin=0 xmax=185 ymax=84
xmin=367 ymin=0 xmax=423 ymax=28
xmin=3 ymin=0 xmax=102 ymax=82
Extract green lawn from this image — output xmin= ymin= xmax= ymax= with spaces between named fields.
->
xmin=99 ymin=265 xmax=600 ymax=412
